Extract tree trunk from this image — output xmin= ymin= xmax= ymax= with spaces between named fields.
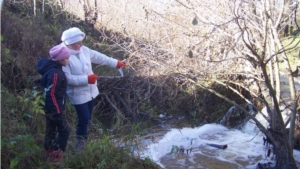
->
xmin=271 ymin=25 xmax=297 ymax=152
xmin=33 ymin=0 xmax=36 ymax=17
xmin=271 ymin=130 xmax=297 ymax=169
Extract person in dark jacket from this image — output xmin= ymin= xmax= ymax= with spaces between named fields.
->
xmin=37 ymin=44 xmax=70 ymax=163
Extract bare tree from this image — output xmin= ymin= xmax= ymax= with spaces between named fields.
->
xmin=33 ymin=0 xmax=36 ymax=16
xmin=79 ymin=0 xmax=98 ymax=26
xmin=49 ymin=0 xmax=299 ymax=167
xmin=174 ymin=0 xmax=299 ymax=168
xmin=124 ymin=0 xmax=299 ymax=168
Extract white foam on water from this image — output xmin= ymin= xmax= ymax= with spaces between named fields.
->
xmin=140 ymin=109 xmax=300 ymax=168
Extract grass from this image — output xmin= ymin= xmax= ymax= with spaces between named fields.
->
xmin=0 ymin=86 xmax=160 ymax=169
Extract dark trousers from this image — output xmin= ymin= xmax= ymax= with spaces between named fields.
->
xmin=44 ymin=113 xmax=70 ymax=152
xmin=74 ymin=99 xmax=94 ymax=140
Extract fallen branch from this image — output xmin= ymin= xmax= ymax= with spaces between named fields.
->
xmin=99 ymin=93 xmax=126 ymax=120
xmin=207 ymin=143 xmax=228 ymax=149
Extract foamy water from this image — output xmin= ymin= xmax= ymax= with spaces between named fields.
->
xmin=140 ymin=112 xmax=300 ymax=168
xmin=137 ymin=77 xmax=300 ymax=168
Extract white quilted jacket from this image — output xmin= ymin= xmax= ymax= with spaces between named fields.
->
xmin=62 ymin=44 xmax=118 ymax=105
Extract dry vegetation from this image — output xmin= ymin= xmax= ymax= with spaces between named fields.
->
xmin=1 ymin=0 xmax=300 ymax=168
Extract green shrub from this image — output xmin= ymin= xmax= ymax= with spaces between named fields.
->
xmin=65 ymin=135 xmax=159 ymax=169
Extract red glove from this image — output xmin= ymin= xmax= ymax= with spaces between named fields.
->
xmin=116 ymin=60 xmax=126 ymax=69
xmin=88 ymin=74 xmax=98 ymax=84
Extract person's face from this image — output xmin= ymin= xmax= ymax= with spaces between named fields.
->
xmin=58 ymin=57 xmax=69 ymax=66
xmin=68 ymin=41 xmax=82 ymax=51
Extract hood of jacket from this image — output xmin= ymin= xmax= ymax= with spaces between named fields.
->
xmin=37 ymin=58 xmax=61 ymax=74
xmin=37 ymin=58 xmax=62 ymax=87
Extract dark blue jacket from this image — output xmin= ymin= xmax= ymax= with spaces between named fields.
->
xmin=37 ymin=58 xmax=67 ymax=115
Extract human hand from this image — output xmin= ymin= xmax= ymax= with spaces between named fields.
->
xmin=116 ymin=60 xmax=126 ymax=69
xmin=88 ymin=74 xmax=98 ymax=84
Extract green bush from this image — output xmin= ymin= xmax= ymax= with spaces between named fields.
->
xmin=1 ymin=86 xmax=160 ymax=168
xmin=1 ymin=1 xmax=159 ymax=168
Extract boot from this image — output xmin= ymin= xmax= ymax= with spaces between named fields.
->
xmin=45 ymin=149 xmax=54 ymax=159
xmin=75 ymin=139 xmax=85 ymax=152
xmin=48 ymin=150 xmax=63 ymax=163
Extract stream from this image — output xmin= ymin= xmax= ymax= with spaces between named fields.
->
xmin=106 ymin=73 xmax=300 ymax=168
xmin=135 ymin=112 xmax=300 ymax=169
xmin=131 ymin=75 xmax=300 ymax=169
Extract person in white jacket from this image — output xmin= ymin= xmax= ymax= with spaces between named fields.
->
xmin=61 ymin=27 xmax=126 ymax=152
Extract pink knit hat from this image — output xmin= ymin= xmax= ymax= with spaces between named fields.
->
xmin=49 ymin=45 xmax=70 ymax=61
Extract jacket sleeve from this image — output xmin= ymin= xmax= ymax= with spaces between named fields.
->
xmin=45 ymin=72 xmax=62 ymax=115
xmin=89 ymin=48 xmax=118 ymax=68
xmin=62 ymin=64 xmax=88 ymax=86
